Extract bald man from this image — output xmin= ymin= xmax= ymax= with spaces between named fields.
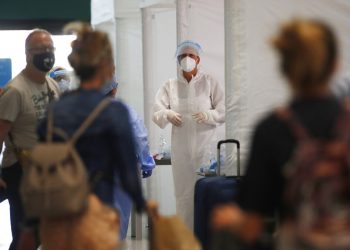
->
xmin=0 ymin=29 xmax=60 ymax=250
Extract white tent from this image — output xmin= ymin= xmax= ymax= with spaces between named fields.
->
xmin=90 ymin=0 xmax=350 ymax=213
xmin=1 ymin=1 xmax=350 ymax=248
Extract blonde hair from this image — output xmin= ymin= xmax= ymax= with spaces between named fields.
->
xmin=64 ymin=22 xmax=113 ymax=81
xmin=272 ymin=19 xmax=337 ymax=92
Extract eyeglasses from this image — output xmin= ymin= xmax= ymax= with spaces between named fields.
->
xmin=27 ymin=47 xmax=56 ymax=53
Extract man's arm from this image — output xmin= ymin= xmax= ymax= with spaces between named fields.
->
xmin=0 ymin=119 xmax=13 ymax=188
xmin=0 ymin=119 xmax=12 ymax=152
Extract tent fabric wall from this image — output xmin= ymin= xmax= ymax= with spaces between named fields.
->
xmin=224 ymin=0 xmax=243 ymax=175
xmin=92 ymin=0 xmax=145 ymax=118
xmin=92 ymin=0 xmax=225 ymax=172
xmin=142 ymin=7 xmax=177 ymax=155
xmin=89 ymin=0 xmax=350 ymax=223
xmin=115 ymin=17 xmax=144 ymax=117
xmin=226 ymin=0 xmax=350 ymax=172
xmin=91 ymin=0 xmax=115 ymax=25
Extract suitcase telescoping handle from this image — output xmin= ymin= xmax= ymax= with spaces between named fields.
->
xmin=216 ymin=139 xmax=240 ymax=177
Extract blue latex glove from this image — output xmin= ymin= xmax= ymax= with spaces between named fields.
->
xmin=209 ymin=160 xmax=217 ymax=171
xmin=142 ymin=170 xmax=152 ymax=178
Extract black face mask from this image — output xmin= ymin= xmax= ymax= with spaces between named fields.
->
xmin=32 ymin=52 xmax=55 ymax=72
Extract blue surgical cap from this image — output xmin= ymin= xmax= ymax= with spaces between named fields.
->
xmin=102 ymin=78 xmax=119 ymax=95
xmin=49 ymin=69 xmax=69 ymax=78
xmin=176 ymin=40 xmax=202 ymax=57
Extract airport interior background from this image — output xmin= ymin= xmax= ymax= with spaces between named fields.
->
xmin=1 ymin=0 xmax=350 ymax=249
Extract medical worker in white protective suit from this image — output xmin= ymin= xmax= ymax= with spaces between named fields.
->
xmin=152 ymin=40 xmax=225 ymax=230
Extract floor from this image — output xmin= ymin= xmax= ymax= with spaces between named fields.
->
xmin=121 ymin=239 xmax=148 ymax=250
xmin=0 ymin=200 xmax=149 ymax=250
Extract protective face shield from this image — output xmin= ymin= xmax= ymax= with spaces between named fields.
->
xmin=33 ymin=52 xmax=55 ymax=72
xmin=57 ymin=79 xmax=70 ymax=93
xmin=180 ymin=56 xmax=197 ymax=72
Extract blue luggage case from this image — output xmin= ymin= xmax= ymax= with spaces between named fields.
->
xmin=194 ymin=139 xmax=241 ymax=249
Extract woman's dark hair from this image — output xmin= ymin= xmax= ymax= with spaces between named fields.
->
xmin=64 ymin=22 xmax=113 ymax=81
xmin=272 ymin=19 xmax=338 ymax=92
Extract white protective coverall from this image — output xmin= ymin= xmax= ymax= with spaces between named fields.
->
xmin=152 ymin=70 xmax=225 ymax=230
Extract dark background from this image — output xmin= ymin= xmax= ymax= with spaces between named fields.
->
xmin=0 ymin=0 xmax=91 ymax=34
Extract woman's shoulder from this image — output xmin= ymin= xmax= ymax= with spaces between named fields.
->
xmin=253 ymin=110 xmax=288 ymax=138
xmin=104 ymin=99 xmax=130 ymax=120
xmin=108 ymin=98 xmax=128 ymax=111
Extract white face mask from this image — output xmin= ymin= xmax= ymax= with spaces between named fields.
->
xmin=180 ymin=56 xmax=197 ymax=72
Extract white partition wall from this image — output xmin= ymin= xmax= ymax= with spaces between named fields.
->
xmin=93 ymin=0 xmax=145 ymax=117
xmin=141 ymin=3 xmax=177 ymax=215
xmin=89 ymin=0 xmax=350 ymax=219
xmin=142 ymin=5 xmax=177 ymax=155
xmin=225 ymin=0 xmax=350 ymax=171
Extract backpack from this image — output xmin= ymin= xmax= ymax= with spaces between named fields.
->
xmin=20 ymin=98 xmax=110 ymax=219
xmin=278 ymin=105 xmax=350 ymax=249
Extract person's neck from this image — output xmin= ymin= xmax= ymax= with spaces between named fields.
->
xmin=23 ymin=66 xmax=47 ymax=84
xmin=294 ymin=84 xmax=331 ymax=99
xmin=80 ymin=78 xmax=102 ymax=90
xmin=183 ymin=68 xmax=198 ymax=83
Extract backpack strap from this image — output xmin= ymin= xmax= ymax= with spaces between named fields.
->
xmin=276 ymin=107 xmax=310 ymax=141
xmin=70 ymin=98 xmax=110 ymax=144
xmin=47 ymin=110 xmax=70 ymax=142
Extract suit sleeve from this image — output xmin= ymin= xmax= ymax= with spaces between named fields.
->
xmin=204 ymin=76 xmax=225 ymax=125
xmin=152 ymin=81 xmax=172 ymax=129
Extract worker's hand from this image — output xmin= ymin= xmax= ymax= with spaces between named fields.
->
xmin=192 ymin=112 xmax=208 ymax=123
xmin=0 ymin=178 xmax=7 ymax=190
xmin=167 ymin=110 xmax=183 ymax=127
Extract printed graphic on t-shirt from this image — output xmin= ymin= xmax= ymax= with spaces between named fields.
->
xmin=32 ymin=91 xmax=50 ymax=120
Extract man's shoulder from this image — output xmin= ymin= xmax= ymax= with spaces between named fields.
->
xmin=45 ymin=76 xmax=60 ymax=99
xmin=7 ymin=72 xmax=27 ymax=89
xmin=46 ymin=76 xmax=59 ymax=91
xmin=1 ymin=73 xmax=28 ymax=97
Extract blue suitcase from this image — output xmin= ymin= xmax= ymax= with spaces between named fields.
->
xmin=194 ymin=139 xmax=241 ymax=249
